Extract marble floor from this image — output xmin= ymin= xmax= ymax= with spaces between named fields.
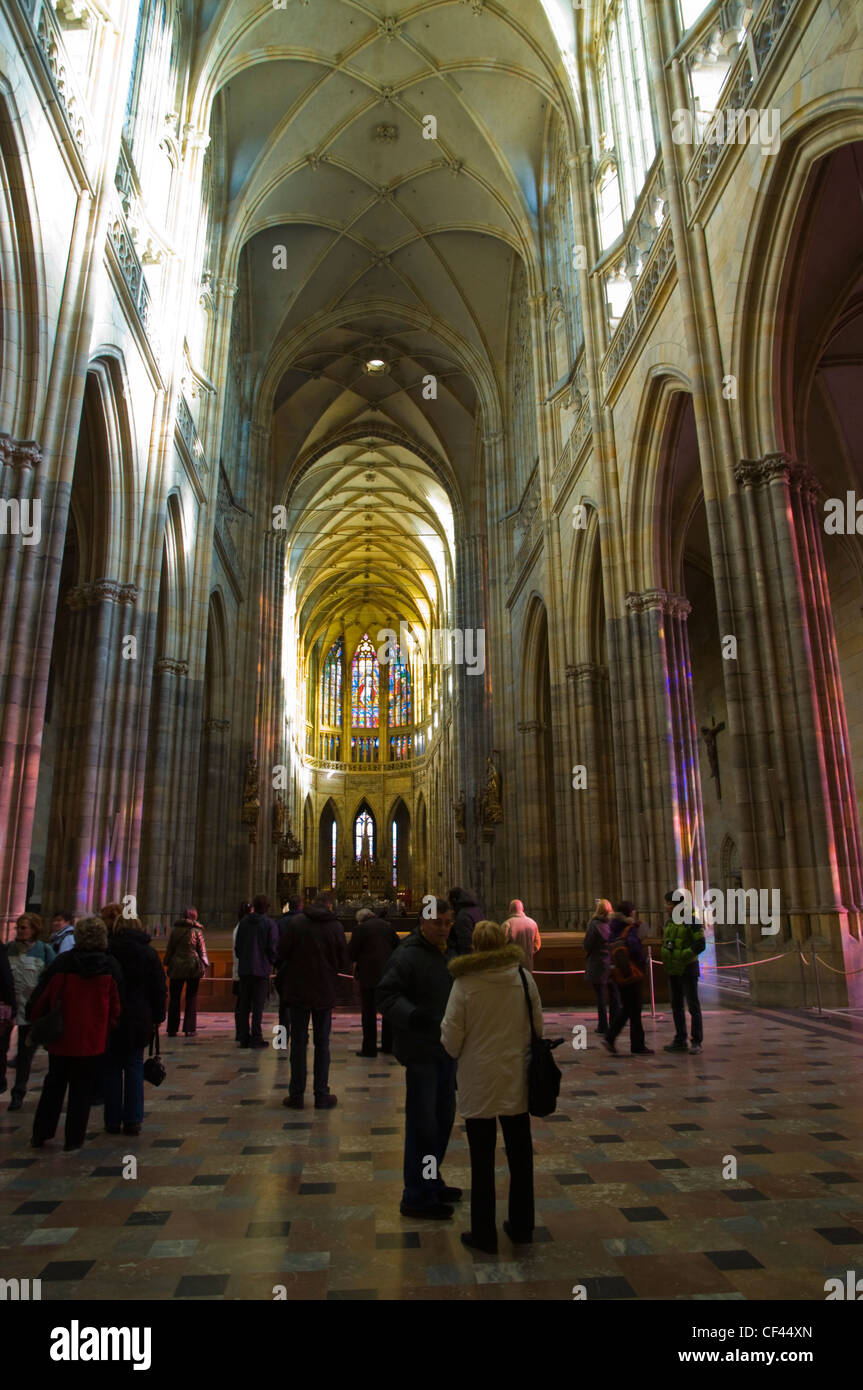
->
xmin=1 ymin=1000 xmax=861 ymax=1301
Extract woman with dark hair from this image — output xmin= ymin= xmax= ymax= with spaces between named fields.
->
xmin=105 ymin=916 xmax=167 ymax=1135
xmin=603 ymin=902 xmax=653 ymax=1056
xmin=232 ymin=901 xmax=253 ymax=1042
xmin=164 ymin=917 xmax=207 ymax=1037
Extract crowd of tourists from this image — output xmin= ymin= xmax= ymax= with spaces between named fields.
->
xmin=0 ymin=887 xmax=705 ymax=1254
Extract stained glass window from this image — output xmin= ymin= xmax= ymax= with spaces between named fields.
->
xmin=321 ymin=637 xmax=343 ymax=727
xmin=392 ymin=820 xmax=398 ymax=889
xmin=414 ymin=656 xmax=424 ymax=724
xmin=351 ymin=633 xmax=379 ymax=728
xmin=388 ymin=646 xmax=412 ymax=727
xmin=389 ymin=735 xmax=411 ymax=762
xmin=355 ymin=809 xmax=375 ymax=860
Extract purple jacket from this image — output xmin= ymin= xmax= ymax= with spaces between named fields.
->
xmin=608 ymin=915 xmax=647 ymax=971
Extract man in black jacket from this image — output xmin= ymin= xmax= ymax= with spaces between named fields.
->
xmin=448 ymin=887 xmax=485 ymax=957
xmin=235 ymin=895 xmax=279 ymax=1049
xmin=349 ymin=908 xmax=401 ymax=1057
xmin=278 ymin=892 xmax=349 ymax=1109
xmin=105 ymin=918 xmax=167 ymax=1135
xmin=377 ymin=899 xmax=461 ymax=1219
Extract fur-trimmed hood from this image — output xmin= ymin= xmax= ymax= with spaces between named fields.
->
xmin=448 ymin=944 xmax=524 ymax=977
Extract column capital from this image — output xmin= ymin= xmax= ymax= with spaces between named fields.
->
xmin=67 ymin=580 xmax=138 ymax=609
xmin=735 ymin=453 xmax=820 ymax=497
xmin=625 ymin=588 xmax=691 ymax=618
xmin=0 ymin=434 xmax=42 ymax=469
xmin=517 ymin=719 xmax=545 ymax=734
xmin=215 ymin=277 xmax=238 ymax=300
xmin=155 ymin=657 xmax=189 ymax=677
xmin=482 ymin=430 xmax=504 ymax=448
xmin=183 ymin=125 xmax=211 ymax=154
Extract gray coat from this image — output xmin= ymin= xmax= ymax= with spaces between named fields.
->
xmin=583 ymin=916 xmax=612 ymax=985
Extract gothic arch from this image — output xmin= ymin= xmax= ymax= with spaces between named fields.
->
xmin=0 ymin=85 xmax=46 ymax=437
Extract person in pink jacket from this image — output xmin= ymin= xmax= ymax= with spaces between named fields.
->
xmin=502 ymin=900 xmax=542 ymax=970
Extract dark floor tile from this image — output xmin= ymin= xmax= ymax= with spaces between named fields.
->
xmin=617 ymin=1106 xmax=647 ymax=1113
xmin=247 ymin=1221 xmax=292 ymax=1238
xmin=580 ymin=1275 xmax=637 ymax=1299
xmin=810 ymin=1132 xmax=847 ymax=1143
xmin=650 ymin=1159 xmax=688 ymax=1170
xmin=812 ymin=1172 xmax=858 ymax=1185
xmin=735 ymin=1145 xmax=772 ymax=1155
xmin=283 ymin=1123 xmax=313 ymax=1131
xmin=556 ymin=1173 xmax=595 ymax=1186
xmin=242 ymin=1146 xmax=275 ymax=1155
xmin=706 ymin=1250 xmax=764 ymax=1270
xmin=13 ymin=1200 xmax=60 ymax=1214
xmin=340 ymin=1152 xmax=372 ymax=1161
xmin=327 ymin=1289 xmax=379 ymax=1300
xmin=200 ymin=1117 xmax=229 ymax=1125
xmin=165 ymin=1094 xmax=193 ymax=1101
xmin=190 ymin=1174 xmax=229 ymax=1186
xmin=376 ymin=1232 xmax=420 ymax=1249
xmin=152 ymin=1139 xmax=183 ymax=1148
xmin=572 ymin=1090 xmax=598 ymax=1097
xmin=810 ymin=1103 xmax=840 ymax=1111
xmin=371 ymin=1127 xmax=399 ymax=1135
xmin=542 ymin=1114 xmax=571 ymax=1122
xmin=590 ymin=1134 xmax=624 ymax=1144
xmin=299 ymin=1183 xmax=337 ymax=1195
xmin=620 ymin=1206 xmax=668 ymax=1222
xmin=89 ymin=1166 xmax=124 ymax=1177
xmin=742 ymin=1112 xmax=774 ymax=1120
xmin=40 ymin=1260 xmax=95 ymax=1281
xmin=125 ymin=1211 xmax=171 ymax=1226
xmin=670 ymin=1124 xmax=702 ymax=1132
xmin=175 ymin=1274 xmax=230 ymax=1298
xmin=0 ymin=1158 xmax=35 ymax=1169
xmin=815 ymin=1227 xmax=863 ymax=1245
xmin=240 ymin=1100 xmax=266 ymax=1106
xmin=726 ymin=1189 xmax=768 ymax=1203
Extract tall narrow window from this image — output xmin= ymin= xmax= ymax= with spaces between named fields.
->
xmin=392 ymin=820 xmax=398 ymax=889
xmin=330 ymin=820 xmax=337 ymax=890
xmin=355 ymin=809 xmax=375 ymax=860
xmin=321 ymin=637 xmax=343 ymax=727
xmin=351 ymin=633 xmax=379 ymax=728
xmin=388 ymin=646 xmax=412 ymax=727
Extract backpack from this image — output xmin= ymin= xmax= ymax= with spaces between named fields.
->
xmin=610 ymin=925 xmax=643 ymax=986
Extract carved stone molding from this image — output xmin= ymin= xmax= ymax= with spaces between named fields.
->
xmin=0 ymin=435 xmax=42 ymax=469
xmin=66 ymin=580 xmax=137 ymax=610
xmin=155 ymin=657 xmax=189 ymax=677
xmin=735 ymin=454 xmax=820 ymax=499
xmin=203 ymin=717 xmax=230 ymax=733
xmin=566 ymin=662 xmax=608 ymax=683
xmin=517 ymin=720 xmax=545 ymax=734
xmin=625 ymin=588 xmax=691 ymax=619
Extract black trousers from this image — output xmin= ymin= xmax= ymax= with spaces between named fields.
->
xmin=607 ymin=980 xmax=645 ymax=1051
xmin=167 ymin=976 xmax=199 ymax=1035
xmin=32 ymin=1054 xmax=101 ymax=1148
xmin=592 ymin=979 xmax=620 ymax=1032
xmin=238 ymin=975 xmax=269 ymax=1046
xmin=464 ymin=1113 xmax=534 ymax=1243
xmin=360 ymin=986 xmax=392 ymax=1055
xmin=670 ymin=967 xmax=703 ymax=1045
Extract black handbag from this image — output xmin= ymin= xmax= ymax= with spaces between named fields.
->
xmin=143 ymin=1028 xmax=166 ymax=1086
xmin=519 ymin=967 xmax=563 ymax=1117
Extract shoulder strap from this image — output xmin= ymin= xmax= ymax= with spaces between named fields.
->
xmin=518 ymin=966 xmax=538 ymax=1041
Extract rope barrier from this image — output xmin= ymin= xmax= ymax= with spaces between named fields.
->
xmin=814 ymin=954 xmax=863 ymax=977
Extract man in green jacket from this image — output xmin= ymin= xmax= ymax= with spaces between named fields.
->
xmin=661 ymin=890 xmax=706 ymax=1054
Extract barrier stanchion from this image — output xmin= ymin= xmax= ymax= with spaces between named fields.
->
xmin=735 ymin=933 xmax=744 ymax=987
xmin=810 ymin=944 xmax=824 ymax=1016
xmin=797 ymin=940 xmax=808 ymax=1008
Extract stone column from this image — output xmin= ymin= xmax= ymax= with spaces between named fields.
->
xmin=252 ymin=529 xmax=287 ymax=895
xmin=613 ymin=588 xmax=706 ymax=929
xmin=138 ymin=657 xmax=190 ymax=922
xmin=566 ymin=662 xmax=615 ymax=923
xmin=455 ymin=531 xmax=491 ymax=904
xmin=516 ymin=719 xmax=547 ymax=917
xmin=0 ymin=436 xmax=50 ymax=936
xmin=731 ymin=456 xmax=863 ymax=1003
xmin=42 ymin=579 xmax=139 ymax=914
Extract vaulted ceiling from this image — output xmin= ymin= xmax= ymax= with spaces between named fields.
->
xmin=194 ymin=0 xmax=576 ymax=657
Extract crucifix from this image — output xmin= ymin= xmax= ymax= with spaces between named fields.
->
xmin=700 ymin=716 xmax=726 ymax=801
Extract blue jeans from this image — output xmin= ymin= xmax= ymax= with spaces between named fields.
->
xmin=669 ymin=966 xmax=703 ymax=1045
xmin=104 ymin=1048 xmax=144 ymax=1127
xmin=402 ymin=1057 xmax=456 ymax=1209
xmin=288 ymin=1006 xmax=331 ymax=1098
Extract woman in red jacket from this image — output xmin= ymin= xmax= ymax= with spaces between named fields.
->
xmin=28 ymin=916 xmax=123 ymax=1151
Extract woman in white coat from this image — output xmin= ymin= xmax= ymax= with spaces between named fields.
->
xmin=441 ymin=919 xmax=543 ymax=1254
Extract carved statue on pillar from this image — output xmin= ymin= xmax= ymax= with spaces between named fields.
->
xmin=453 ymin=791 xmax=466 ymax=842
xmin=700 ymin=716 xmax=726 ymax=801
xmin=241 ymin=754 xmax=260 ymax=841
xmin=272 ymin=790 xmax=286 ymax=843
xmin=480 ymin=751 xmax=503 ymax=826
